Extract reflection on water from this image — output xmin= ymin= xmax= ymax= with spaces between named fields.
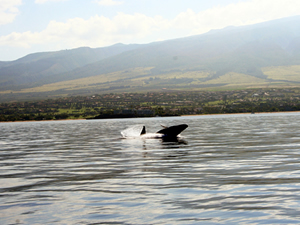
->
xmin=1 ymin=113 xmax=300 ymax=224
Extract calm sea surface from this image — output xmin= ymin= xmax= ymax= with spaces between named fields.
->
xmin=1 ymin=113 xmax=300 ymax=225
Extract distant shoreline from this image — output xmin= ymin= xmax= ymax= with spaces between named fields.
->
xmin=182 ymin=111 xmax=300 ymax=117
xmin=2 ymin=111 xmax=300 ymax=123
xmin=0 ymin=118 xmax=86 ymax=123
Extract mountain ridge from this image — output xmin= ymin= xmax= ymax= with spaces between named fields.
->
xmin=1 ymin=15 xmax=300 ymax=102
xmin=0 ymin=43 xmax=142 ymax=90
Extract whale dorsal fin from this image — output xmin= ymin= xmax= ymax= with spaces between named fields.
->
xmin=141 ymin=126 xmax=146 ymax=135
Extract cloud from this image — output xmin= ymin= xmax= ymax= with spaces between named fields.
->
xmin=1 ymin=0 xmax=300 ymax=52
xmin=173 ymin=0 xmax=300 ymax=35
xmin=0 ymin=0 xmax=22 ymax=25
xmin=35 ymin=0 xmax=68 ymax=3
xmin=94 ymin=0 xmax=123 ymax=6
xmin=0 ymin=13 xmax=169 ymax=49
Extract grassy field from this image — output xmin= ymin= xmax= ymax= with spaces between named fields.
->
xmin=1 ymin=65 xmax=300 ymax=102
xmin=199 ymin=72 xmax=268 ymax=87
xmin=0 ymin=67 xmax=153 ymax=94
xmin=262 ymin=65 xmax=300 ymax=82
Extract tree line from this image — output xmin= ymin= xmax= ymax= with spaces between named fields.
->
xmin=1 ymin=88 xmax=300 ymax=121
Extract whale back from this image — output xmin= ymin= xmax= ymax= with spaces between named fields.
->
xmin=156 ymin=124 xmax=188 ymax=137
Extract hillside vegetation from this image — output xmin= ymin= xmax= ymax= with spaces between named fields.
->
xmin=1 ymin=16 xmax=300 ymax=102
xmin=2 ymin=88 xmax=300 ymax=122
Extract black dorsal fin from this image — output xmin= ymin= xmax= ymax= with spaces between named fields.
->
xmin=141 ymin=126 xmax=146 ymax=135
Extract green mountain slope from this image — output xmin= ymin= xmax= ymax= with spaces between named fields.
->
xmin=0 ymin=43 xmax=141 ymax=90
xmin=1 ymin=16 xmax=300 ymax=102
xmin=43 ymin=15 xmax=300 ymax=83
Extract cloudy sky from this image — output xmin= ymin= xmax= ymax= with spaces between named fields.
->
xmin=0 ymin=0 xmax=300 ymax=61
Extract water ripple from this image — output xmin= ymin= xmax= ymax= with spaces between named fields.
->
xmin=1 ymin=113 xmax=300 ymax=224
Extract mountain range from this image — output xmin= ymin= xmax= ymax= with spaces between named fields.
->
xmin=1 ymin=15 xmax=300 ymax=102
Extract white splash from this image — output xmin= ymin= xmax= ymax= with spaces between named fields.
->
xmin=121 ymin=125 xmax=144 ymax=138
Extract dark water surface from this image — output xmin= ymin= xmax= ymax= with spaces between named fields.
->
xmin=1 ymin=113 xmax=300 ymax=224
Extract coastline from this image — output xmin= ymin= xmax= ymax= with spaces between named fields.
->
xmin=181 ymin=111 xmax=300 ymax=117
xmin=2 ymin=111 xmax=300 ymax=123
xmin=0 ymin=118 xmax=86 ymax=123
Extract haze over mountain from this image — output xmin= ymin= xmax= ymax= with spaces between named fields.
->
xmin=1 ymin=15 xmax=300 ymax=102
xmin=0 ymin=44 xmax=141 ymax=90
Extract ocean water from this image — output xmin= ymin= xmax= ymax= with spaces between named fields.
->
xmin=1 ymin=113 xmax=300 ymax=224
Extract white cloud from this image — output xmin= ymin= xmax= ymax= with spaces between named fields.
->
xmin=173 ymin=0 xmax=300 ymax=35
xmin=94 ymin=0 xmax=123 ymax=6
xmin=0 ymin=13 xmax=169 ymax=49
xmin=1 ymin=0 xmax=300 ymax=52
xmin=35 ymin=0 xmax=68 ymax=3
xmin=0 ymin=0 xmax=22 ymax=25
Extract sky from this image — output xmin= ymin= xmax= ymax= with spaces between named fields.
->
xmin=0 ymin=0 xmax=300 ymax=61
